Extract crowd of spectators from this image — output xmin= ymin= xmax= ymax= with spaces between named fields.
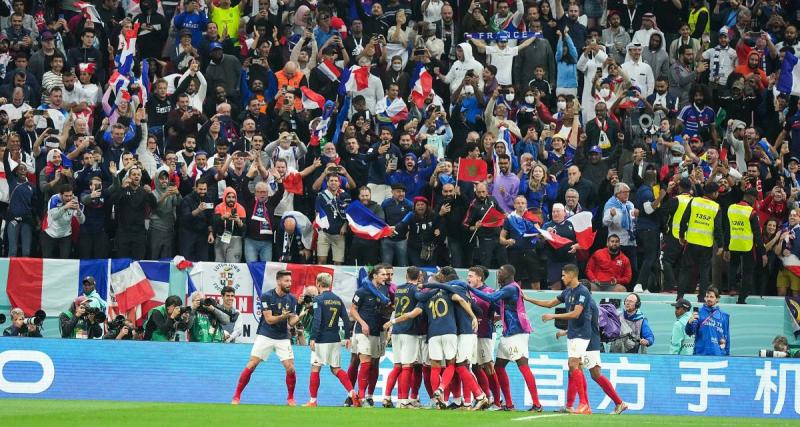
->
xmin=0 ymin=0 xmax=799 ymax=302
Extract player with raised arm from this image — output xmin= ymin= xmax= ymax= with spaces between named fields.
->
xmin=528 ymin=264 xmax=593 ymax=415
xmin=469 ymin=264 xmax=543 ymax=412
xmin=350 ymin=265 xmax=392 ymax=405
xmin=305 ymin=272 xmax=360 ymax=407
xmin=385 ymin=268 xmax=480 ymax=410
xmin=232 ymin=270 xmax=299 ymax=406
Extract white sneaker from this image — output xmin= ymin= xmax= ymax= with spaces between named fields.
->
xmin=633 ymin=284 xmax=644 ymax=293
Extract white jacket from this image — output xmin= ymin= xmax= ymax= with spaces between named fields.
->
xmin=44 ymin=194 xmax=85 ymax=239
xmin=443 ymin=42 xmax=484 ymax=94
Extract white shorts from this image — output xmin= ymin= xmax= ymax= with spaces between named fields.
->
xmin=456 ymin=334 xmax=477 ymax=364
xmin=567 ymin=338 xmax=591 ymax=359
xmin=419 ymin=336 xmax=430 ymax=365
xmin=392 ymin=334 xmax=421 ymax=365
xmin=475 ymin=338 xmax=494 ymax=365
xmin=353 ymin=333 xmax=385 ymax=358
xmin=251 ymin=335 xmax=294 ymax=361
xmin=428 ymin=334 xmax=458 ymax=361
xmin=497 ymin=334 xmax=529 ymax=361
xmin=311 ymin=342 xmax=342 ymax=367
xmin=583 ymin=350 xmax=601 ymax=370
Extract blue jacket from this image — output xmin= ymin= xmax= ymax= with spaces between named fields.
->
xmin=381 ymin=197 xmax=413 ymax=241
xmin=686 ymin=304 xmax=730 ymax=356
xmin=367 ymin=142 xmax=402 ymax=185
xmin=623 ymin=309 xmax=655 ymax=346
xmin=555 ymin=35 xmax=578 ymax=89
xmin=387 ymin=156 xmax=438 ymax=199
xmin=172 ymin=11 xmax=209 ymax=47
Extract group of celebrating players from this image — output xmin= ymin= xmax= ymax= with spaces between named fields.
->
xmin=230 ymin=264 xmax=629 ymax=415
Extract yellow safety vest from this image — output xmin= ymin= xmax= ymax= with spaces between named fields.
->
xmin=685 ymin=197 xmax=719 ymax=247
xmin=728 ymin=204 xmax=754 ymax=252
xmin=671 ymin=194 xmax=693 ymax=240
xmin=688 ymin=7 xmax=710 ymax=35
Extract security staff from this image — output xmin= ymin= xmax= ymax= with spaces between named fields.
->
xmin=723 ymin=189 xmax=765 ymax=304
xmin=678 ymin=182 xmax=723 ymax=301
xmin=662 ymin=178 xmax=693 ymax=292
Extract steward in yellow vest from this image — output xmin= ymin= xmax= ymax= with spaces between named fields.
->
xmin=662 ymin=178 xmax=694 ymax=292
xmin=722 ymin=189 xmax=766 ymax=304
xmin=678 ymin=182 xmax=722 ymax=301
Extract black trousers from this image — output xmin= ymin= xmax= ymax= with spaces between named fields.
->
xmin=41 ymin=233 xmax=71 ymax=259
xmin=473 ymin=236 xmax=507 ymax=269
xmin=636 ymin=228 xmax=660 ymax=292
xmin=678 ymin=244 xmax=712 ymax=301
xmin=728 ymin=250 xmax=755 ymax=303
xmin=662 ymin=234 xmax=683 ymax=292
xmin=116 ymin=230 xmax=147 ymax=260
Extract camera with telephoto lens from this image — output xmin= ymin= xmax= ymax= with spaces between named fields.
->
xmin=759 ymin=349 xmax=790 ymax=358
xmin=203 ymin=297 xmax=216 ymax=306
xmin=24 ymin=310 xmax=46 ymax=326
xmin=302 ymin=294 xmax=313 ymax=305
xmin=85 ymin=307 xmax=106 ymax=323
xmin=107 ymin=315 xmax=133 ymax=339
xmin=759 ymin=336 xmax=798 ymax=358
xmin=179 ymin=306 xmax=192 ymax=315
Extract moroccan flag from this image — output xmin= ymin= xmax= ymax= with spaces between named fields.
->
xmin=283 ymin=172 xmax=304 ymax=194
xmin=457 ymin=158 xmax=488 ymax=182
xmin=481 ymin=206 xmax=506 ymax=228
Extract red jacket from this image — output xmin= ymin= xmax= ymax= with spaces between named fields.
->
xmin=586 ymin=248 xmax=632 ymax=286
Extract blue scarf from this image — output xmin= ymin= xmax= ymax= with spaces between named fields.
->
xmin=604 ymin=196 xmax=632 ymax=230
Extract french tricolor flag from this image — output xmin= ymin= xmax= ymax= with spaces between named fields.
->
xmin=73 ymin=1 xmax=103 ymax=25
xmin=376 ymin=97 xmax=409 ymax=125
xmin=313 ymin=205 xmax=330 ymax=230
xmin=342 ymin=65 xmax=371 ymax=93
xmin=6 ymin=258 xmax=109 ymax=318
xmin=116 ymin=23 xmax=141 ymax=77
xmin=410 ymin=63 xmax=433 ymax=109
xmin=110 ymin=259 xmax=156 ymax=314
xmin=318 ymin=59 xmax=342 ymax=82
xmin=300 ymin=86 xmax=326 ymax=111
xmin=345 ymin=201 xmax=393 ymax=240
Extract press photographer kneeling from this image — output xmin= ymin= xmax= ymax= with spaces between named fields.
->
xmin=186 ymin=291 xmax=232 ymax=343
xmin=60 ymin=296 xmax=104 ymax=339
xmin=3 ymin=308 xmax=44 ymax=337
xmin=144 ymin=295 xmax=191 ymax=341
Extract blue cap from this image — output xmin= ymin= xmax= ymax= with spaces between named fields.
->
xmin=497 ymin=31 xmax=510 ymax=42
xmin=209 ymin=41 xmax=223 ymax=50
xmin=589 ymin=146 xmax=602 ymax=154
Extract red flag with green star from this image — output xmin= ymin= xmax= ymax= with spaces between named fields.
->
xmin=457 ymin=158 xmax=488 ymax=183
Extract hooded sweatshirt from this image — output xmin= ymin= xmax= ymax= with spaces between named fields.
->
xmin=150 ymin=168 xmax=183 ymax=232
xmin=213 ymin=187 xmax=246 ymax=237
xmin=443 ymin=42 xmax=484 ymax=94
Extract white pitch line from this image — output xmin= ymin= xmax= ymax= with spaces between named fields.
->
xmin=512 ymin=414 xmax=569 ymax=422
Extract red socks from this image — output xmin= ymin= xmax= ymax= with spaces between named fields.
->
xmin=286 ymin=371 xmax=296 ymax=400
xmin=569 ymin=369 xmax=588 ymax=406
xmin=495 ymin=365 xmax=513 ymax=407
xmin=367 ymin=362 xmax=379 ymax=395
xmin=358 ymin=362 xmax=372 ymax=398
xmin=473 ymin=366 xmax=490 ymax=398
xmin=234 ymin=367 xmax=253 ymax=399
xmin=398 ymin=366 xmax=412 ymax=400
xmin=335 ymin=369 xmax=354 ymax=392
xmin=430 ymin=365 xmax=442 ymax=391
xmin=566 ymin=370 xmax=578 ymax=407
xmin=422 ymin=365 xmax=434 ymax=397
xmin=412 ymin=365 xmax=423 ymax=399
xmin=595 ymin=374 xmax=622 ymax=405
xmin=519 ymin=364 xmax=541 ymax=407
xmin=347 ymin=358 xmax=359 ymax=388
xmin=457 ymin=366 xmax=481 ymax=400
xmin=309 ymin=371 xmax=321 ymax=399
xmin=440 ymin=364 xmax=455 ymax=391
xmin=385 ymin=365 xmax=401 ymax=397
xmin=488 ymin=371 xmax=501 ymax=404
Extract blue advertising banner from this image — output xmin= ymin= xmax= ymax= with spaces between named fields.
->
xmin=0 ymin=339 xmax=799 ymax=419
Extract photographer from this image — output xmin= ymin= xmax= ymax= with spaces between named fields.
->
xmin=103 ymin=316 xmax=138 ymax=340
xmin=293 ymin=285 xmax=319 ymax=346
xmin=2 ymin=308 xmax=43 ymax=337
xmin=218 ymin=286 xmax=242 ymax=343
xmin=686 ymin=287 xmax=730 ymax=356
xmin=144 ymin=295 xmax=188 ymax=341
xmin=59 ymin=296 xmax=103 ymax=339
xmin=186 ymin=291 xmax=229 ymax=343
xmin=761 ymin=336 xmax=800 ymax=358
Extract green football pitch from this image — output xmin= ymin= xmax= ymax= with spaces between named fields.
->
xmin=0 ymin=400 xmax=790 ymax=426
